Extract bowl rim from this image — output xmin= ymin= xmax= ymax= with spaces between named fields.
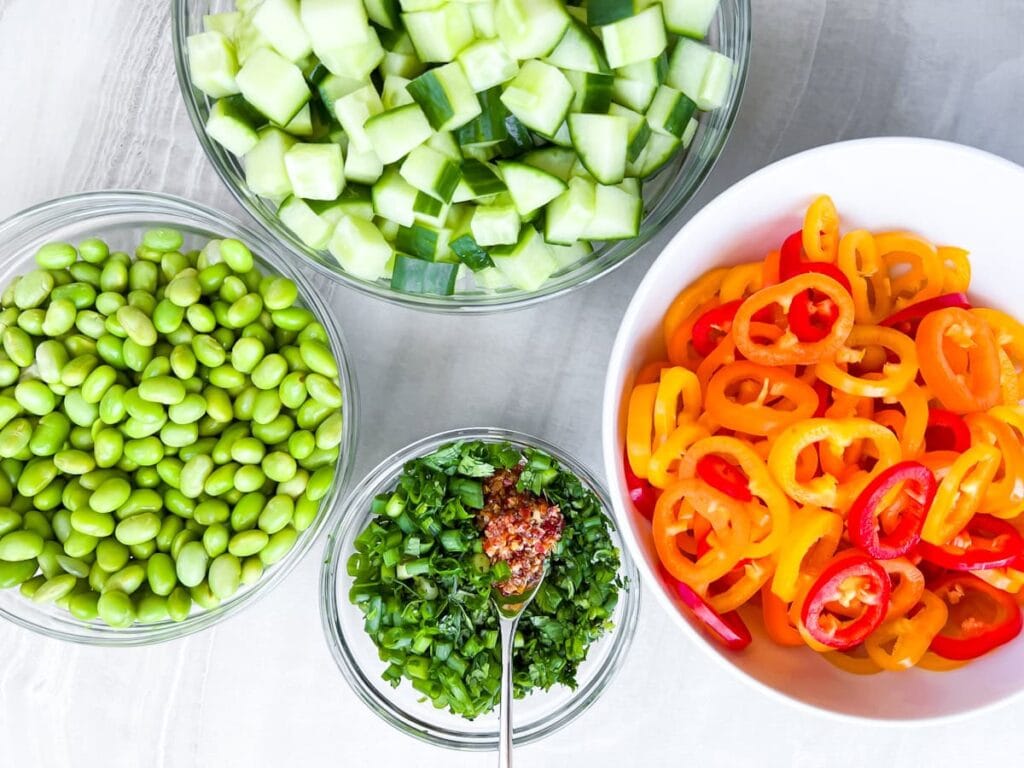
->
xmin=319 ymin=426 xmax=641 ymax=750
xmin=170 ymin=0 xmax=752 ymax=314
xmin=600 ymin=136 xmax=1024 ymax=725
xmin=0 ymin=189 xmax=359 ymax=645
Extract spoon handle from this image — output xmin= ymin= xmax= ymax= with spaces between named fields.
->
xmin=498 ymin=615 xmax=517 ymax=768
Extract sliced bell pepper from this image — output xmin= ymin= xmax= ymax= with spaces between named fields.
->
xmin=733 ymin=273 xmax=855 ymax=366
xmin=654 ymin=367 xmax=702 ymax=446
xmin=864 ymin=589 xmax=948 ymax=670
xmin=929 ymin=573 xmax=1023 ymax=660
xmin=848 ymin=461 xmax=936 ymax=560
xmin=623 ymin=447 xmax=660 ymax=519
xmin=815 ymin=325 xmax=918 ymax=398
xmin=916 ymin=307 xmax=1001 ymax=413
xmin=800 ymin=551 xmax=891 ymax=651
xmin=780 ymin=229 xmax=852 ymax=289
xmin=837 ymin=229 xmax=892 ymax=323
xmin=708 ymin=557 xmax=775 ymax=614
xmin=662 ymin=567 xmax=752 ymax=651
xmin=973 ymin=307 xmax=1024 ymax=398
xmin=664 ymin=267 xmax=729 ymax=346
xmin=625 ymin=382 xmax=658 ymax=479
xmin=704 ymin=361 xmax=819 ymax=436
xmin=924 ymin=408 xmax=971 ymax=452
xmin=919 ymin=514 xmax=1024 ymax=571
xmin=879 ymin=382 xmax=929 ymax=458
xmin=770 ymin=506 xmax=843 ymax=602
xmin=938 ymin=246 xmax=971 ymax=294
xmin=761 ymin=584 xmax=804 ymax=646
xmin=692 ymin=299 xmax=744 ymax=357
xmin=876 ymin=231 xmax=945 ymax=310
xmin=802 ymin=195 xmax=840 ymax=263
xmin=696 ymin=454 xmax=753 ymax=501
xmin=879 ymin=292 xmax=971 ymax=337
xmin=921 ymin=444 xmax=1001 ymax=545
xmin=880 ymin=557 xmax=926 ymax=620
xmin=719 ymin=262 xmax=765 ymax=303
xmin=647 ymin=420 xmax=709 ymax=489
xmin=635 ymin=360 xmax=674 ymax=386
xmin=965 ymin=412 xmax=1024 ymax=518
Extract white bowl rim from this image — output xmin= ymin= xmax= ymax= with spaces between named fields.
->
xmin=601 ymin=136 xmax=1024 ymax=726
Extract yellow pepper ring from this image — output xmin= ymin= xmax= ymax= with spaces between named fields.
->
xmin=704 ymin=361 xmax=819 ymax=436
xmin=767 ymin=418 xmax=901 ymax=508
xmin=921 ymin=443 xmax=1001 ymax=545
xmin=769 ymin=506 xmax=842 ymax=602
xmin=802 ymin=194 xmax=840 ymax=263
xmin=815 ymin=325 xmax=919 ymax=398
xmin=625 ymin=382 xmax=658 ymax=479
xmin=719 ymin=261 xmax=765 ymax=303
xmin=837 ymin=229 xmax=892 ymax=323
xmin=647 ymin=420 xmax=709 ymax=490
xmin=653 ymin=366 xmax=702 ymax=446
xmin=880 ymin=381 xmax=929 ymax=458
xmin=876 ymin=231 xmax=944 ymax=309
xmin=864 ymin=590 xmax=948 ymax=671
xmin=707 ymin=557 xmax=775 ymax=614
xmin=938 ymin=245 xmax=971 ymax=294
xmin=663 ymin=266 xmax=729 ymax=345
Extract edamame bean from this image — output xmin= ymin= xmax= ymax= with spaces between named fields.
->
xmin=261 ymin=277 xmax=298 ymax=311
xmin=104 ymin=563 xmax=145 ymax=595
xmin=293 ymin=494 xmax=320 ymax=533
xmin=176 ymin=541 xmax=209 ymax=588
xmin=258 ymin=495 xmax=294 ymax=535
xmin=220 ymin=239 xmax=254 ymax=273
xmin=240 ymin=556 xmax=263 ymax=586
xmin=56 ymin=554 xmax=90 ymax=578
xmin=146 ymin=552 xmax=177 ymax=596
xmin=0 ymin=530 xmax=44 ymax=561
xmin=115 ymin=512 xmax=161 ymax=546
xmin=208 ymin=553 xmax=241 ymax=599
xmin=167 ymin=586 xmax=191 ymax=622
xmin=228 ymin=529 xmax=268 ymax=558
xmin=0 ymin=559 xmax=37 ymax=588
xmin=262 ymin=452 xmax=297 ymax=483
xmin=259 ymin=527 xmax=298 ymax=565
xmin=90 ymin=477 xmax=132 ymax=513
xmin=97 ymin=589 xmax=134 ymax=627
xmin=234 ymin=465 xmax=265 ymax=493
xmin=250 ymin=354 xmax=287 ymax=389
xmin=136 ymin=593 xmax=169 ymax=624
xmin=14 ymin=270 xmax=54 ymax=309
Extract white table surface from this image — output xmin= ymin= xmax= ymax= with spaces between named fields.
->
xmin=2 ymin=1 xmax=1023 ymax=766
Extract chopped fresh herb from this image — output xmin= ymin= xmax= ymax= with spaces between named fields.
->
xmin=347 ymin=440 xmax=624 ymax=719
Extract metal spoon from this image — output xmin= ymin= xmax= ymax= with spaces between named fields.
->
xmin=492 ymin=567 xmax=547 ymax=768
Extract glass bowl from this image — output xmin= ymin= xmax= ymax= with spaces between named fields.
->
xmin=0 ymin=190 xmax=358 ymax=645
xmin=171 ymin=0 xmax=751 ymax=312
xmin=319 ymin=427 xmax=640 ymax=749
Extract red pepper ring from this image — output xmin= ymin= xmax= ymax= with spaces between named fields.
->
xmin=924 ymin=409 xmax=971 ymax=452
xmin=800 ymin=552 xmax=891 ymax=650
xmin=692 ymin=300 xmax=745 ymax=357
xmin=623 ymin=448 xmax=659 ymax=519
xmin=696 ymin=454 xmax=753 ymax=502
xmin=879 ymin=292 xmax=971 ymax=336
xmin=779 ymin=230 xmax=853 ymax=291
xmin=919 ymin=514 xmax=1024 ymax=571
xmin=661 ymin=566 xmax=752 ymax=651
xmin=788 ymin=288 xmax=842 ymax=343
xmin=848 ymin=461 xmax=936 ymax=560
xmin=812 ymin=378 xmax=831 ymax=418
xmin=929 ymin=573 xmax=1023 ymax=660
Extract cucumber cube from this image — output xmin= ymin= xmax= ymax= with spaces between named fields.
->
xmin=456 ymin=38 xmax=519 ymax=93
xmin=284 ymin=143 xmax=345 ymax=200
xmin=407 ymin=62 xmax=482 ymax=131
xmin=323 ymin=30 xmax=386 ymax=81
xmin=646 ymin=85 xmax=697 ymax=138
xmin=601 ymin=6 xmax=668 ymax=69
xmin=334 ymin=85 xmax=384 ymax=153
xmin=390 ymin=255 xmax=459 ymax=296
xmin=278 ymin=196 xmax=332 ymax=249
xmin=667 ymin=38 xmax=733 ymax=110
xmin=544 ymin=176 xmax=596 ymax=245
xmin=499 ymin=60 xmax=573 ymax=137
xmin=328 ymin=216 xmax=393 ymax=280
xmin=581 ymin=182 xmax=641 ymax=240
xmin=544 ymin=20 xmax=609 ymax=75
xmin=586 ymin=0 xmax=646 ymax=26
xmin=403 ymin=4 xmax=475 ymax=62
xmin=498 ymin=162 xmax=567 ymax=216
xmin=365 ymin=0 xmax=402 ymax=29
xmin=491 ymin=226 xmax=557 ymax=291
xmin=661 ymin=0 xmax=720 ymax=39
xmin=252 ymin=0 xmax=311 ymax=62
xmin=568 ymin=113 xmax=629 ymax=184
xmin=382 ymin=75 xmax=415 ymax=110
xmin=345 ymin=146 xmax=385 ymax=185
xmin=300 ymin=0 xmax=372 ymax=71
xmin=235 ymin=48 xmax=310 ymax=126
xmin=548 ymin=240 xmax=593 ymax=270
xmin=186 ymin=31 xmax=240 ymax=98
xmin=205 ymin=96 xmax=262 ymax=156
xmin=471 ymin=203 xmax=520 ymax=246
xmin=400 ymin=146 xmax=463 ymax=203
xmin=202 ymin=12 xmax=240 ymax=38
xmin=372 ymin=168 xmax=419 ymax=227
xmin=469 ymin=1 xmax=497 ymax=38
xmin=243 ymin=128 xmax=297 ymax=200
xmin=495 ymin=0 xmax=570 ymax=60
xmin=365 ymin=104 xmax=434 ymax=164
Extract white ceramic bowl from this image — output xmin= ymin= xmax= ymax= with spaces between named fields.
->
xmin=601 ymin=137 xmax=1024 ymax=721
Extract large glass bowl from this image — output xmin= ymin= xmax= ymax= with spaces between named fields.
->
xmin=319 ymin=427 xmax=640 ymax=749
xmin=171 ymin=0 xmax=751 ymax=312
xmin=0 ymin=190 xmax=358 ymax=645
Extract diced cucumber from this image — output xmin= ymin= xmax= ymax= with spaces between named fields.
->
xmin=326 ymin=31 xmax=386 ymax=81
xmin=403 ymin=4 xmax=475 ymax=62
xmin=412 ymin=192 xmax=450 ymax=227
xmin=334 ymin=84 xmax=384 ymax=153
xmin=498 ymin=112 xmax=536 ymax=155
xmin=521 ymin=147 xmax=577 ymax=181
xmin=235 ymin=6 xmax=273 ymax=64
xmin=497 ymin=162 xmax=567 ymax=216
xmin=372 ymin=168 xmax=419 ymax=227
xmin=456 ymin=38 xmax=518 ymax=93
xmin=407 ymin=62 xmax=482 ymax=131
xmin=544 ymin=176 xmax=595 ymax=244
xmin=682 ymin=116 xmax=699 ymax=146
xmin=544 ymin=20 xmax=609 ymax=74
xmin=381 ymin=51 xmax=426 ymax=80
xmin=645 ymin=85 xmax=696 ymax=138
xmin=365 ymin=104 xmax=433 ymax=164
xmin=398 ymin=0 xmax=446 ymax=11
xmin=328 ymin=215 xmax=393 ymax=279
xmin=608 ymin=103 xmax=652 ymax=162
xmin=400 ymin=145 xmax=463 ymax=202
xmin=471 ymin=201 xmax=520 ymax=246
xmin=499 ymin=61 xmax=573 ymax=137
xmin=280 ymin=102 xmax=326 ymax=137
xmin=495 ymin=0 xmax=571 ymax=60
xmin=627 ymin=130 xmax=680 ymax=178
xmin=235 ymin=47 xmax=310 ymax=125
xmin=491 ymin=226 xmax=557 ymax=291
xmin=586 ymin=0 xmax=645 ymax=26
xmin=473 ymin=266 xmax=512 ymax=291
xmin=396 ymin=223 xmax=454 ymax=261
xmin=284 ymin=142 xmax=345 ymax=199
xmin=345 ymin=145 xmax=385 ymax=184
xmin=205 ymin=95 xmax=263 ymax=156
xmin=390 ymin=255 xmax=459 ymax=295
xmin=601 ymin=6 xmax=667 ymax=69
xmin=455 ymin=87 xmax=509 ymax=146
xmin=243 ymin=127 xmax=297 ymax=199
xmin=469 ymin=0 xmax=497 ymax=37
xmin=581 ymin=182 xmax=641 ymax=240
xmin=317 ymin=74 xmax=369 ymax=118
xmin=548 ymin=240 xmax=593 ymax=270
xmin=542 ymin=120 xmax=573 ymax=149
xmin=382 ymin=75 xmax=415 ymax=109
xmin=568 ymin=113 xmax=628 ymax=184
xmin=427 ymin=131 xmax=462 ymax=161
xmin=300 ymin=0 xmax=373 ymax=73
xmin=187 ymin=31 xmax=240 ymax=98
xmin=667 ymin=38 xmax=733 ymax=110
xmin=612 ymin=54 xmax=667 ymax=112
xmin=252 ymin=0 xmax=311 ymax=62
xmin=333 ymin=185 xmax=375 ymax=221
xmin=453 ymin=160 xmax=506 ymax=201
xmin=662 ymin=0 xmax=720 ymax=39
xmin=365 ymin=0 xmax=402 ymax=29
xmin=450 ymin=234 xmax=494 ymax=271
xmin=308 ymin=198 xmax=348 ymax=229
xmin=278 ymin=195 xmax=332 ymax=249
xmin=564 ymin=70 xmax=614 ymax=114
xmin=202 ymin=11 xmax=240 ymax=38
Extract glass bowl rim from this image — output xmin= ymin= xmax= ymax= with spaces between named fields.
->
xmin=0 ymin=189 xmax=359 ymax=646
xmin=319 ymin=426 xmax=641 ymax=750
xmin=170 ymin=0 xmax=752 ymax=314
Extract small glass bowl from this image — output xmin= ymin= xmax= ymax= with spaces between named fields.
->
xmin=319 ymin=427 xmax=640 ymax=750
xmin=171 ymin=0 xmax=751 ymax=312
xmin=0 ymin=190 xmax=358 ymax=645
